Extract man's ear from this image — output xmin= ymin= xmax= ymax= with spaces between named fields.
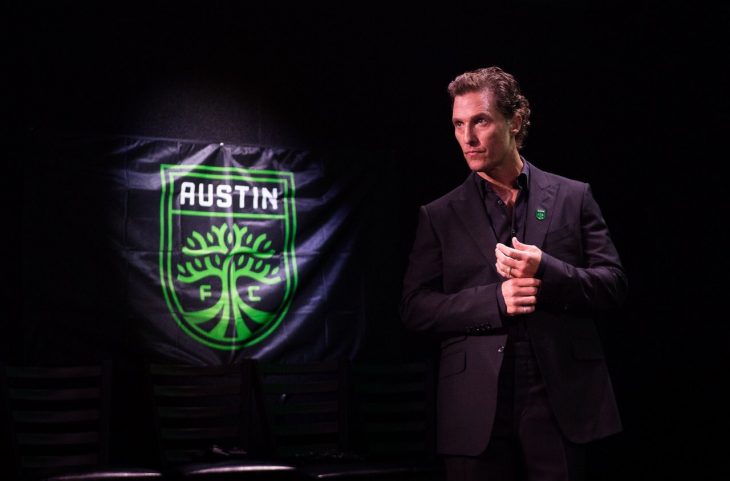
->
xmin=510 ymin=114 xmax=522 ymax=135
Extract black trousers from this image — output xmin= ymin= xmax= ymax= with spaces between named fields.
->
xmin=444 ymin=340 xmax=585 ymax=481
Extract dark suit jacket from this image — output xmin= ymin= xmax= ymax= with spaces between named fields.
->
xmin=400 ymin=161 xmax=627 ymax=456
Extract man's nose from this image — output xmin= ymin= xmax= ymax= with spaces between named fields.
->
xmin=463 ymin=126 xmax=477 ymax=145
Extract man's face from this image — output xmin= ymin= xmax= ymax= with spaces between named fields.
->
xmin=452 ymin=90 xmax=518 ymax=174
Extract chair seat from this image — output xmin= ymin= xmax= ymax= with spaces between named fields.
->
xmin=299 ymin=461 xmax=440 ymax=481
xmin=298 ymin=461 xmax=417 ymax=479
xmin=44 ymin=466 xmax=163 ymax=481
xmin=172 ymin=459 xmax=301 ymax=480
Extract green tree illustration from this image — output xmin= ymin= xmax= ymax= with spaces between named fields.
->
xmin=176 ymin=223 xmax=282 ymax=342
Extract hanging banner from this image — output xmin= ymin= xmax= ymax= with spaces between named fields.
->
xmin=44 ymin=136 xmax=375 ymax=364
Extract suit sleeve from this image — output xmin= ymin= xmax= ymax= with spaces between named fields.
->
xmin=399 ymin=205 xmax=505 ymax=335
xmin=538 ymin=184 xmax=628 ymax=312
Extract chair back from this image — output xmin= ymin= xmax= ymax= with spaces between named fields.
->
xmin=1 ymin=362 xmax=112 ymax=480
xmin=255 ymin=360 xmax=349 ymax=460
xmin=146 ymin=362 xmax=256 ymax=466
xmin=350 ymin=361 xmax=436 ymax=460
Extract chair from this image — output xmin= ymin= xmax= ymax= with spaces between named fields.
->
xmin=0 ymin=361 xmax=161 ymax=481
xmin=146 ymin=361 xmax=299 ymax=480
xmin=256 ymin=360 xmax=425 ymax=480
xmin=348 ymin=360 xmax=443 ymax=480
xmin=255 ymin=360 xmax=349 ymax=462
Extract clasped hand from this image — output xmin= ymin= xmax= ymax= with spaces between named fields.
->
xmin=495 ymin=237 xmax=543 ymax=316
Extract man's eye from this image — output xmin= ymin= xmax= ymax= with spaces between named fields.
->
xmin=453 ymin=121 xmax=463 ymax=128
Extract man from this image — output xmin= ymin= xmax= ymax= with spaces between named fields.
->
xmin=400 ymin=67 xmax=627 ymax=481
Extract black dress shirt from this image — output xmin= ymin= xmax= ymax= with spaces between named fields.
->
xmin=474 ymin=161 xmax=531 ymax=341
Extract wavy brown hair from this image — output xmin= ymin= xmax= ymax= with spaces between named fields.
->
xmin=448 ymin=66 xmax=531 ymax=149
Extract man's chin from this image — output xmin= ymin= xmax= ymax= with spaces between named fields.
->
xmin=466 ymin=159 xmax=489 ymax=172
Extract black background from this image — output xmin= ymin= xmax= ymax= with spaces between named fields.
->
xmin=7 ymin=1 xmax=727 ymax=479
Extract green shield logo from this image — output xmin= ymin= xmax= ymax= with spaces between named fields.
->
xmin=159 ymin=164 xmax=297 ymax=350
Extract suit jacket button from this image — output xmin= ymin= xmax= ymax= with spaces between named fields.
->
xmin=497 ymin=346 xmax=505 ymax=353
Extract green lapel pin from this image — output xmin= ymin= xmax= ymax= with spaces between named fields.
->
xmin=535 ymin=208 xmax=546 ymax=221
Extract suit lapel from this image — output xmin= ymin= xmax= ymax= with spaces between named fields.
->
xmin=449 ymin=175 xmax=499 ymax=274
xmin=524 ymin=163 xmax=559 ymax=249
